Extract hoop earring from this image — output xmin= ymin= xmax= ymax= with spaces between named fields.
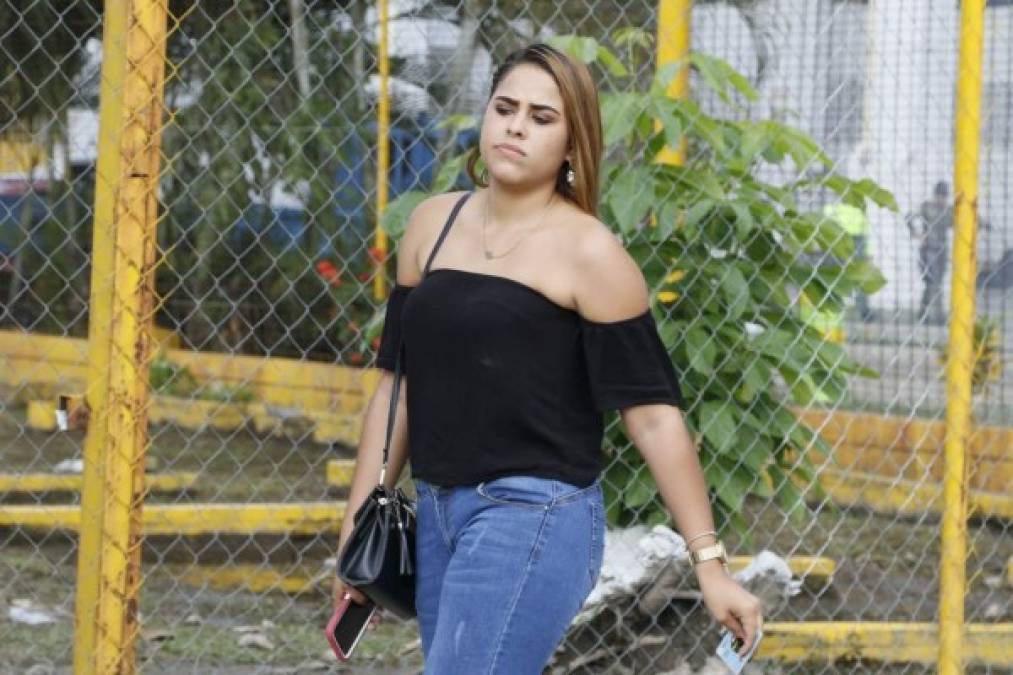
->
xmin=480 ymin=167 xmax=489 ymax=183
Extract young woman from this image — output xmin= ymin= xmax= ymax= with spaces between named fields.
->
xmin=334 ymin=42 xmax=763 ymax=673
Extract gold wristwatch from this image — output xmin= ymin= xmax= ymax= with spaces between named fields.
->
xmin=690 ymin=541 xmax=729 ymax=567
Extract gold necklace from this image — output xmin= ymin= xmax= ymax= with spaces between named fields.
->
xmin=482 ymin=191 xmax=555 ymax=260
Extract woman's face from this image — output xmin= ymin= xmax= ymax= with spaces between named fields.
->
xmin=479 ymin=62 xmax=570 ymax=189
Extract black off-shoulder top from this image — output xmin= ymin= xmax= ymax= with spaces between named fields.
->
xmin=374 ymin=265 xmax=684 ymax=488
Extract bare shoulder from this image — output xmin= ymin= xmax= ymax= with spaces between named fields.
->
xmin=397 ymin=191 xmax=470 ymax=286
xmin=569 ymin=213 xmax=650 ymax=323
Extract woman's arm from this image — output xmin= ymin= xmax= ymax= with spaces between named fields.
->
xmin=336 ymin=370 xmax=410 ymax=553
xmin=331 ymin=369 xmax=409 ymax=620
xmin=621 ymin=403 xmax=763 ymax=655
xmin=333 ymin=193 xmax=450 ymax=611
xmin=573 ymin=219 xmax=762 ymax=655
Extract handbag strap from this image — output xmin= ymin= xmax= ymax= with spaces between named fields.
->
xmin=379 ymin=190 xmax=473 ymax=486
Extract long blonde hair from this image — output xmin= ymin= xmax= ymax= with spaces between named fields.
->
xmin=466 ymin=43 xmax=603 ymax=217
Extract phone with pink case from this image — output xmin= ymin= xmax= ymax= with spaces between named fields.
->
xmin=325 ymin=594 xmax=377 ymax=660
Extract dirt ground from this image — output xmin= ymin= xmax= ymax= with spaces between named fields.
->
xmin=1 ymin=413 xmax=1010 ymax=673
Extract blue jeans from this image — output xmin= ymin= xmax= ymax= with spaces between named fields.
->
xmin=413 ymin=474 xmax=605 ymax=674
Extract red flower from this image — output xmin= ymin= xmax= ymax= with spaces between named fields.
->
xmin=367 ymin=246 xmax=386 ymax=264
xmin=357 ymin=272 xmax=370 ymax=282
xmin=315 ymin=259 xmax=343 ymax=287
xmin=349 ymin=352 xmax=364 ymax=365
xmin=371 ymin=336 xmax=381 ymax=350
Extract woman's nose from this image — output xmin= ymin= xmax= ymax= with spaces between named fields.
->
xmin=506 ymin=114 xmax=526 ymax=137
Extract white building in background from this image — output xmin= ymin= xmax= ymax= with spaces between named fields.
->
xmin=694 ymin=0 xmax=1012 ymax=315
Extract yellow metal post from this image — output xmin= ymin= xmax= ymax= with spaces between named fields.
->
xmin=373 ymin=0 xmax=391 ymax=301
xmin=73 ymin=1 xmax=169 ymax=672
xmin=74 ymin=1 xmax=129 ymax=670
xmin=940 ymin=1 xmax=986 ymax=673
xmin=655 ymin=0 xmax=691 ymax=166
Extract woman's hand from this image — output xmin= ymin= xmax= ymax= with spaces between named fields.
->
xmin=332 ymin=577 xmax=383 ymax=631
xmin=695 ymin=562 xmax=763 ymax=657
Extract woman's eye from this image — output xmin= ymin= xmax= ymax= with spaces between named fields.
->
xmin=495 ymin=107 xmax=552 ymax=125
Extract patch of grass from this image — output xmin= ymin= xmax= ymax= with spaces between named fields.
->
xmin=142 ymin=620 xmax=420 ymax=668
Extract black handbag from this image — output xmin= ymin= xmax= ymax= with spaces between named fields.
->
xmin=336 ymin=337 xmax=417 ymax=619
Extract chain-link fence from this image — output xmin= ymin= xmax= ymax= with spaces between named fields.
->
xmin=0 ymin=0 xmax=1010 ymax=673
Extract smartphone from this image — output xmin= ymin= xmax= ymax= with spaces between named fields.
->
xmin=715 ymin=628 xmax=763 ymax=674
xmin=325 ymin=595 xmax=377 ymax=660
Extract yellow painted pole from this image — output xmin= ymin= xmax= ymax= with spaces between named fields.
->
xmin=940 ymin=1 xmax=985 ymax=673
xmin=655 ymin=0 xmax=691 ymax=166
xmin=73 ymin=1 xmax=129 ymax=670
xmin=83 ymin=1 xmax=168 ymax=672
xmin=373 ymin=0 xmax=391 ymax=301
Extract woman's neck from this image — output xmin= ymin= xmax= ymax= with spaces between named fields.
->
xmin=482 ymin=181 xmax=558 ymax=231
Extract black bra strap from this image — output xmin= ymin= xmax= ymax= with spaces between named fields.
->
xmin=379 ymin=190 xmax=473 ymax=487
xmin=422 ymin=191 xmax=473 ymax=278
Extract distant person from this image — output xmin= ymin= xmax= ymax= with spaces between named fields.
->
xmin=906 ymin=181 xmax=953 ymax=324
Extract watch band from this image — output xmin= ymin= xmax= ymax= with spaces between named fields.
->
xmin=690 ymin=541 xmax=728 ymax=566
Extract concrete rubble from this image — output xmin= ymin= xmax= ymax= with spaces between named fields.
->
xmin=548 ymin=525 xmax=800 ymax=674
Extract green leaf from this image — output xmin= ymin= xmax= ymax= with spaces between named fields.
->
xmin=547 ymin=35 xmax=599 ymax=63
xmin=653 ymin=199 xmax=681 ymax=242
xmin=436 ymin=114 xmax=477 ymax=132
xmin=689 ymin=52 xmax=758 ymax=104
xmin=649 ymin=98 xmax=684 ymax=151
xmin=683 ymin=198 xmax=715 ymax=237
xmin=769 ymin=465 xmax=808 ymax=520
xmin=738 ymin=435 xmax=772 ymax=473
xmin=381 ymin=190 xmax=428 ymax=239
xmin=596 ymin=45 xmax=629 ymax=77
xmin=704 ymin=456 xmax=752 ymax=512
xmin=844 ymin=259 xmax=888 ymax=294
xmin=719 ymin=266 xmax=750 ymax=320
xmin=686 ymin=326 xmax=717 ymax=375
xmin=698 ymin=401 xmax=737 ymax=455
xmin=433 ymin=153 xmax=466 ymax=193
xmin=854 ymin=177 xmax=899 ymax=211
xmin=778 ymin=125 xmax=831 ymax=170
xmin=613 ymin=27 xmax=654 ymax=52
xmin=623 ymin=469 xmax=658 ymax=508
xmin=601 ymin=92 xmax=642 ymax=147
xmin=736 ymin=122 xmax=773 ymax=166
xmin=729 ymin=201 xmax=755 ymax=238
xmin=652 ymin=60 xmax=684 ymax=95
xmin=644 ymin=508 xmax=671 ymax=527
xmin=602 ymin=480 xmax=624 ymax=524
xmin=607 ymin=166 xmax=653 ymax=233
xmin=736 ymin=359 xmax=771 ymax=400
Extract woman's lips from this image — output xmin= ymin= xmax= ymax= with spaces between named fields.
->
xmin=495 ymin=144 xmax=525 ymax=158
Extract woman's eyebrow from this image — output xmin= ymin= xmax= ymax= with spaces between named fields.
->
xmin=494 ymin=95 xmax=560 ymax=115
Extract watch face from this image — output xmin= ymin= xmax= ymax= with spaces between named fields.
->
xmin=692 ymin=542 xmax=727 ymax=564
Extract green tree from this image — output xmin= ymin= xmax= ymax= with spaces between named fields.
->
xmin=160 ymin=1 xmax=370 ymax=356
xmin=0 ymin=2 xmax=101 ymax=332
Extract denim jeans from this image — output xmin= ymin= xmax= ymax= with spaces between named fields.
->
xmin=413 ymin=474 xmax=605 ymax=674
